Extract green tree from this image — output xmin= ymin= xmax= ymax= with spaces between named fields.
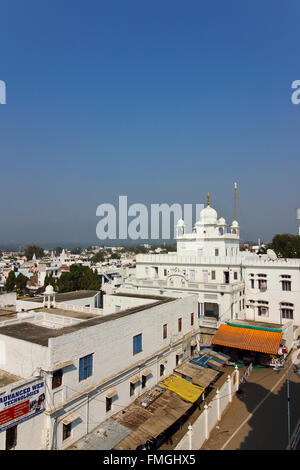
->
xmin=127 ymin=245 xmax=150 ymax=254
xmin=44 ymin=274 xmax=57 ymax=289
xmin=55 ymin=246 xmax=63 ymax=256
xmin=110 ymin=253 xmax=121 ymax=260
xmin=163 ymin=244 xmax=177 ymax=252
xmin=24 ymin=245 xmax=44 ymax=261
xmin=71 ymin=247 xmax=82 ymax=255
xmin=261 ymin=234 xmax=300 ymax=258
xmin=5 ymin=271 xmax=16 ymax=292
xmin=15 ymin=273 xmax=28 ymax=292
xmin=56 ymin=264 xmax=101 ymax=293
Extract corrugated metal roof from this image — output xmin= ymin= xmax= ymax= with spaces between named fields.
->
xmin=174 ymin=364 xmax=218 ymax=388
xmin=211 ymin=323 xmax=283 ymax=355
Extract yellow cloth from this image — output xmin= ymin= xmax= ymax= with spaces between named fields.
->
xmin=161 ymin=375 xmax=204 ymax=403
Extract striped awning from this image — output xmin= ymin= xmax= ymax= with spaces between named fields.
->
xmin=212 ymin=324 xmax=283 ymax=355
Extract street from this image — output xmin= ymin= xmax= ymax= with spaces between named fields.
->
xmin=202 ymin=359 xmax=300 ymax=450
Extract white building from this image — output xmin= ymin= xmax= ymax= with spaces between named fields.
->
xmin=119 ymin=197 xmax=300 ymax=330
xmin=16 ymin=289 xmax=102 ymax=313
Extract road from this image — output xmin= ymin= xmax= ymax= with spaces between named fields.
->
xmin=201 ymin=358 xmax=300 ymax=450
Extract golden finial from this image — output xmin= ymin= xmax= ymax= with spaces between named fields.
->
xmin=207 ymin=192 xmax=210 ymax=206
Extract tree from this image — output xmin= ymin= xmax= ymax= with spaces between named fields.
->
xmin=110 ymin=253 xmax=121 ymax=260
xmin=71 ymin=247 xmax=82 ymax=255
xmin=5 ymin=271 xmax=16 ymax=292
xmin=261 ymin=234 xmax=300 ymax=258
xmin=163 ymin=244 xmax=177 ymax=252
xmin=91 ymin=251 xmax=105 ymax=263
xmin=24 ymin=245 xmax=44 ymax=261
xmin=15 ymin=273 xmax=28 ymax=292
xmin=55 ymin=246 xmax=63 ymax=256
xmin=56 ymin=264 xmax=101 ymax=293
xmin=44 ymin=274 xmax=57 ymax=289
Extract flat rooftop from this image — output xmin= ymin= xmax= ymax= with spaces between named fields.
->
xmin=0 ymin=310 xmax=17 ymax=322
xmin=34 ymin=307 xmax=99 ymax=320
xmin=18 ymin=290 xmax=100 ymax=303
xmin=0 ymin=370 xmax=21 ymax=389
xmin=0 ymin=296 xmax=175 ymax=347
xmin=111 ymin=292 xmax=174 ymax=301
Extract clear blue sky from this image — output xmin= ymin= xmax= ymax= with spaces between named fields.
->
xmin=1 ymin=0 xmax=300 ymax=246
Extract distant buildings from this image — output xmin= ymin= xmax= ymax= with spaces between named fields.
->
xmin=1 ymin=197 xmax=300 ymax=449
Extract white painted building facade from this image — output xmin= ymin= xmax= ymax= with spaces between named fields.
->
xmin=120 ymin=202 xmax=300 ymax=328
xmin=0 ymin=292 xmax=199 ymax=449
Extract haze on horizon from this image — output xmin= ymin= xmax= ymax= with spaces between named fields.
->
xmin=1 ymin=0 xmax=300 ymax=247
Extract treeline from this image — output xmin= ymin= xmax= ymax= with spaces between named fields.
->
xmin=44 ymin=265 xmax=101 ymax=293
xmin=258 ymin=234 xmax=300 ymax=258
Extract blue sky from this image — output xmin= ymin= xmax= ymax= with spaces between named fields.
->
xmin=1 ymin=0 xmax=300 ymax=246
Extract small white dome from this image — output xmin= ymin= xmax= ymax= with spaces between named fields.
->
xmin=45 ymin=284 xmax=54 ymax=295
xmin=231 ymin=220 xmax=239 ymax=228
xmin=218 ymin=217 xmax=226 ymax=226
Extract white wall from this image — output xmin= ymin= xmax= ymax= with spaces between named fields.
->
xmin=44 ymin=295 xmax=198 ymax=449
xmin=0 ymin=292 xmax=16 ymax=307
xmin=0 ymin=335 xmax=49 ymax=378
xmin=0 ymin=294 xmax=199 ymax=449
xmin=102 ymin=294 xmax=156 ymax=315
xmin=244 ymin=264 xmax=300 ymax=326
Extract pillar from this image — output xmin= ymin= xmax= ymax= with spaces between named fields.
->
xmin=234 ymin=365 xmax=239 ymax=392
xmin=204 ymin=404 xmax=209 ymax=440
xmin=227 ymin=375 xmax=232 ymax=402
xmin=188 ymin=424 xmax=193 ymax=450
xmin=216 ymin=389 xmax=220 ymax=421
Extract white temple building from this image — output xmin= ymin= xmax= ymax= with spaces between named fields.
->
xmin=118 ymin=193 xmax=300 ymax=330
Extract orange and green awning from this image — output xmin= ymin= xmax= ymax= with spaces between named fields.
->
xmin=212 ymin=323 xmax=283 ymax=355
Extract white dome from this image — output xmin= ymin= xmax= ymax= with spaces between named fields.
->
xmin=176 ymin=218 xmax=185 ymax=227
xmin=199 ymin=205 xmax=218 ymax=225
xmin=231 ymin=220 xmax=239 ymax=228
xmin=45 ymin=284 xmax=54 ymax=295
xmin=218 ymin=217 xmax=226 ymax=226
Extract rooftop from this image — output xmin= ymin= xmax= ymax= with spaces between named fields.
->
xmin=0 ymin=309 xmax=17 ymax=322
xmin=34 ymin=307 xmax=99 ymax=320
xmin=0 ymin=369 xmax=21 ymax=389
xmin=18 ymin=290 xmax=100 ymax=303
